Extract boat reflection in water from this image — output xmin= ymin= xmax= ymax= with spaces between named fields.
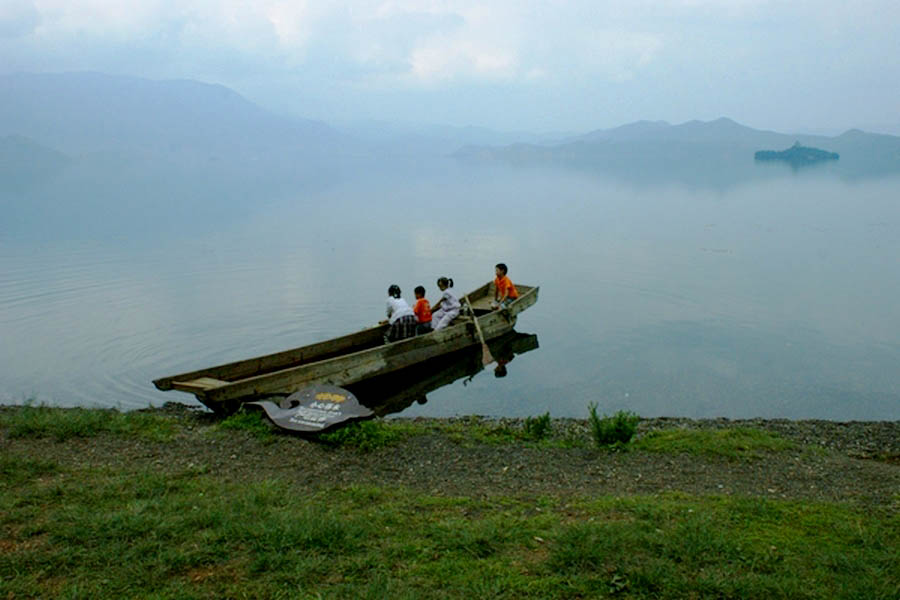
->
xmin=345 ymin=330 xmax=539 ymax=417
xmin=247 ymin=331 xmax=538 ymax=431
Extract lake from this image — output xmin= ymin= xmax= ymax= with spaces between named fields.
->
xmin=2 ymin=155 xmax=899 ymax=420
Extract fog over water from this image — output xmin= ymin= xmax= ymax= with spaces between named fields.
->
xmin=4 ymin=1 xmax=900 ymax=424
xmin=2 ymin=153 xmax=899 ymax=420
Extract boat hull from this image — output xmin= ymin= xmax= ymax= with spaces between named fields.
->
xmin=153 ymin=284 xmax=538 ymax=413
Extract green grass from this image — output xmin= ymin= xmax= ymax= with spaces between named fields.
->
xmin=0 ymin=455 xmax=59 ymax=486
xmin=0 ymin=404 xmax=177 ymax=442
xmin=633 ymin=427 xmax=801 ymax=459
xmin=0 ymin=406 xmax=816 ymax=462
xmin=217 ymin=408 xmax=277 ymax=441
xmin=1 ymin=457 xmax=897 ymax=599
xmin=212 ymin=410 xmax=420 ymax=452
xmin=215 ymin=410 xmax=417 ymax=451
xmin=545 ymin=494 xmax=900 ymax=599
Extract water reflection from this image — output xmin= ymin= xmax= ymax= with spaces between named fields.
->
xmin=3 ymin=153 xmax=899 ymax=420
xmin=344 ymin=331 xmax=540 ymax=417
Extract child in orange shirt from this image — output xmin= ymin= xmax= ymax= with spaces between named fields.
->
xmin=491 ymin=263 xmax=519 ymax=310
xmin=413 ymin=285 xmax=433 ymax=335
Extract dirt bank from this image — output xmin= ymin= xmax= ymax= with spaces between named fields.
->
xmin=3 ymin=404 xmax=898 ymax=510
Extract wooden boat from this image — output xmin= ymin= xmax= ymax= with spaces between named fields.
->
xmin=153 ymin=282 xmax=539 ymax=413
xmin=246 ymin=331 xmax=540 ymax=432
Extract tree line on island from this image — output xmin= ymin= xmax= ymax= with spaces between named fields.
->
xmin=754 ymin=141 xmax=839 ymax=166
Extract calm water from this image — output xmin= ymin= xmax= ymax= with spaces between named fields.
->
xmin=2 ymin=156 xmax=899 ymax=420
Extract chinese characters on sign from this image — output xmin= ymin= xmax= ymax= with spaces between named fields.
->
xmin=248 ymin=385 xmax=373 ymax=433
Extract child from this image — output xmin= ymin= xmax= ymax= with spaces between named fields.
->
xmin=412 ymin=285 xmax=432 ymax=335
xmin=491 ymin=263 xmax=519 ymax=310
xmin=383 ymin=284 xmax=417 ymax=343
xmin=430 ymin=276 xmax=460 ymax=330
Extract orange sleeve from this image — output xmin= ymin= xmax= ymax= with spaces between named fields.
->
xmin=497 ymin=276 xmax=518 ymax=298
xmin=506 ymin=277 xmax=518 ymax=298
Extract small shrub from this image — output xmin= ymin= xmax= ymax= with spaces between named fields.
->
xmin=522 ymin=412 xmax=552 ymax=441
xmin=218 ymin=409 xmax=275 ymax=440
xmin=588 ymin=403 xmax=639 ymax=447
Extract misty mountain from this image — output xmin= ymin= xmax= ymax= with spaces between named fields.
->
xmin=0 ymin=72 xmax=341 ymax=159
xmin=1 ymin=135 xmax=70 ymax=187
xmin=455 ymin=118 xmax=900 ymax=180
xmin=333 ymin=118 xmax=576 ymax=156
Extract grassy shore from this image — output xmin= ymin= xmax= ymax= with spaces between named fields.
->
xmin=2 ymin=405 xmax=898 ymax=599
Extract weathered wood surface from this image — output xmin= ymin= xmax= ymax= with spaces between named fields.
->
xmin=153 ymin=326 xmax=385 ymax=391
xmin=153 ymin=282 xmax=538 ymax=412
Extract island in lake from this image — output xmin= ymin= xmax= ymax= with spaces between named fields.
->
xmin=755 ymin=141 xmax=839 ymax=166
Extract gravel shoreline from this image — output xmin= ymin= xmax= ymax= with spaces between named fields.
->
xmin=390 ymin=413 xmax=900 ymax=459
xmin=515 ymin=416 xmax=900 ymax=460
xmin=4 ymin=404 xmax=899 ymax=510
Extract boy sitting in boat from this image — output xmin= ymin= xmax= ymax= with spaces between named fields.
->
xmin=491 ymin=263 xmax=519 ymax=310
xmin=413 ymin=285 xmax=433 ymax=335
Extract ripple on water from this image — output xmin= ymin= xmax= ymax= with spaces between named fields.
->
xmin=1 ymin=238 xmax=353 ymax=409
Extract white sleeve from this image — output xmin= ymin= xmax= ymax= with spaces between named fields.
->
xmin=445 ymin=292 xmax=460 ymax=310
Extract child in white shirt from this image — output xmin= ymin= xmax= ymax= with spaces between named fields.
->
xmin=383 ymin=284 xmax=417 ymax=343
xmin=431 ymin=277 xmax=460 ymax=330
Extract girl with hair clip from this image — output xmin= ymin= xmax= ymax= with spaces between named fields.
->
xmin=430 ymin=277 xmax=460 ymax=330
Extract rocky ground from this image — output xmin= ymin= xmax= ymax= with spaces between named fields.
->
xmin=4 ymin=404 xmax=899 ymax=510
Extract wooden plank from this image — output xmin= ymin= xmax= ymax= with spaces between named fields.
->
xmin=153 ymin=325 xmax=385 ymax=390
xmin=506 ymin=286 xmax=539 ymax=319
xmin=171 ymin=377 xmax=229 ymax=392
xmin=467 ymin=284 xmax=535 ymax=312
xmin=200 ymin=320 xmax=487 ymax=406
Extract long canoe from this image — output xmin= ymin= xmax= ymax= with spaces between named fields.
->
xmin=153 ymin=282 xmax=539 ymax=413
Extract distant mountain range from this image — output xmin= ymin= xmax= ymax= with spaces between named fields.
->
xmin=0 ymin=72 xmax=340 ymax=159
xmin=0 ymin=71 xmax=574 ymax=167
xmin=454 ymin=117 xmax=900 ymax=177
xmin=331 ymin=118 xmax=574 ymax=157
xmin=3 ymin=72 xmax=899 ymax=182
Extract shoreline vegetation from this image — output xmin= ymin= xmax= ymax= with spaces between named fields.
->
xmin=2 ymin=403 xmax=898 ymax=599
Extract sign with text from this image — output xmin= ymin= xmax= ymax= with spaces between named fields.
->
xmin=247 ymin=385 xmax=373 ymax=433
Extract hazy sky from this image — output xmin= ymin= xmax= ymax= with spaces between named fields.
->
xmin=2 ymin=1 xmax=898 ymax=134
